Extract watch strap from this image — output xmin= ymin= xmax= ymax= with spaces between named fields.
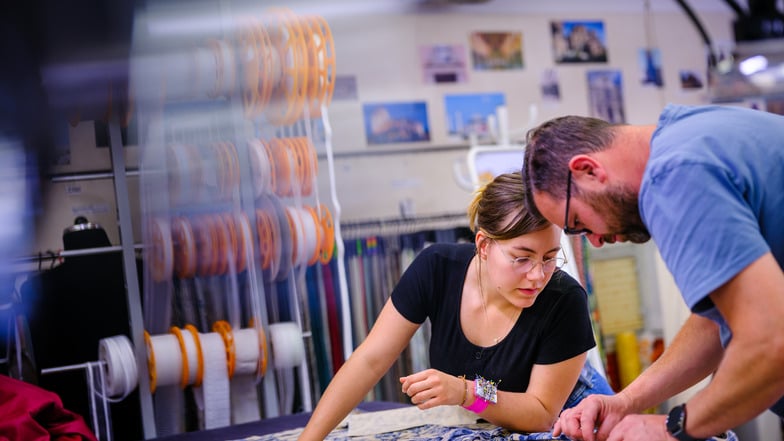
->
xmin=666 ymin=404 xmax=707 ymax=441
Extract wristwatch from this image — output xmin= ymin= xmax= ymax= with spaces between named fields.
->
xmin=665 ymin=404 xmax=706 ymax=441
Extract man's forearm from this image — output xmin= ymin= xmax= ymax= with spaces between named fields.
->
xmin=620 ymin=314 xmax=723 ymax=413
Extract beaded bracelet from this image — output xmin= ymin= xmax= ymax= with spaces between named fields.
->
xmin=458 ymin=375 xmax=467 ymax=406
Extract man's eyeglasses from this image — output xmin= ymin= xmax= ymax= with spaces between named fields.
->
xmin=564 ymin=170 xmax=592 ymax=235
xmin=495 ymin=242 xmax=567 ymax=274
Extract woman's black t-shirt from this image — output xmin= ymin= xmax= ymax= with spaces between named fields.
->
xmin=391 ymin=243 xmax=596 ymax=393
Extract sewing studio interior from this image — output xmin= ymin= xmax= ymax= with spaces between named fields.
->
xmin=1 ymin=0 xmax=783 ymax=440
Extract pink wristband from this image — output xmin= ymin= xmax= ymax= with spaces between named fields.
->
xmin=463 ymin=397 xmax=489 ymax=414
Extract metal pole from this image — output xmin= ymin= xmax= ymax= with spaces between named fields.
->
xmin=107 ymin=121 xmax=156 ymax=439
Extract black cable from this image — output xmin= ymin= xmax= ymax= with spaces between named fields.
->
xmin=673 ymin=0 xmax=719 ymax=68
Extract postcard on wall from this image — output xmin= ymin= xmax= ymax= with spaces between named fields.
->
xmin=551 ymin=20 xmax=608 ymax=63
xmin=540 ymin=68 xmax=561 ymax=101
xmin=638 ymin=48 xmax=664 ymax=87
xmin=333 ymin=75 xmax=359 ymax=100
xmin=363 ymin=101 xmax=430 ymax=145
xmin=470 ymin=32 xmax=523 ymax=70
xmin=586 ymin=70 xmax=625 ymax=123
xmin=444 ymin=92 xmax=505 ymax=140
xmin=419 ymin=44 xmax=468 ymax=84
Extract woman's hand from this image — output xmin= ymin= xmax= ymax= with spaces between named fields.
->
xmin=400 ymin=369 xmax=466 ymax=410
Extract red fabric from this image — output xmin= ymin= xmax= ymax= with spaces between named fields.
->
xmin=0 ymin=374 xmax=98 ymax=441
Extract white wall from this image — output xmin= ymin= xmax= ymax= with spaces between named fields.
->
xmin=312 ymin=5 xmax=734 ymax=223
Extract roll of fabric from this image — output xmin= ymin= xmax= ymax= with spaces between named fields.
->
xmin=615 ymin=331 xmax=641 ymax=389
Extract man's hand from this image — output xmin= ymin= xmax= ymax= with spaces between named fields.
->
xmin=606 ymin=414 xmax=670 ymax=441
xmin=553 ymin=393 xmax=632 ymax=441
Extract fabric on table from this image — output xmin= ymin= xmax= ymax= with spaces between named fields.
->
xmin=228 ymin=419 xmax=739 ymax=441
xmin=346 ymin=404 xmax=478 ymax=436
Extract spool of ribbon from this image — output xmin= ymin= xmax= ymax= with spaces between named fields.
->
xmin=268 ymin=322 xmax=305 ymax=369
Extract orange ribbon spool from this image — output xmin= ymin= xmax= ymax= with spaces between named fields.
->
xmin=240 ymin=17 xmax=276 ymax=118
xmin=210 ymin=214 xmax=230 ymax=276
xmin=301 ymin=15 xmax=336 ymax=117
xmin=318 ymin=203 xmax=334 ymax=264
xmin=247 ymin=318 xmax=269 ymax=378
xmin=221 ymin=212 xmax=239 ymax=274
xmin=234 ymin=212 xmax=253 ymax=273
xmin=256 ymin=209 xmax=275 ymax=270
xmin=149 ymin=218 xmax=173 ymax=282
xmin=284 ymin=208 xmax=301 ymax=266
xmin=304 ymin=205 xmax=323 ymax=266
xmin=286 ymin=138 xmax=307 ymax=196
xmin=184 ymin=325 xmax=205 ymax=387
xmin=269 ymin=138 xmax=294 ymax=197
xmin=144 ymin=331 xmax=158 ymax=393
xmin=266 ymin=8 xmax=308 ymax=125
xmin=172 ymin=216 xmax=198 ymax=279
xmin=169 ymin=326 xmax=191 ymax=389
xmin=261 ymin=140 xmax=277 ymax=194
xmin=192 ymin=215 xmax=215 ymax=277
xmin=212 ymin=320 xmax=236 ymax=378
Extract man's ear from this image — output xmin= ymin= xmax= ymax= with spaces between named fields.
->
xmin=568 ymin=154 xmax=607 ymax=183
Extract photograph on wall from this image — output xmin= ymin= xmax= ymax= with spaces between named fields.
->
xmin=444 ymin=92 xmax=505 ymax=140
xmin=679 ymin=69 xmax=704 ymax=89
xmin=540 ymin=68 xmax=561 ymax=101
xmin=333 ymin=75 xmax=359 ymax=100
xmin=639 ymin=48 xmax=664 ymax=87
xmin=363 ymin=101 xmax=430 ymax=145
xmin=419 ymin=44 xmax=468 ymax=84
xmin=469 ymin=32 xmax=523 ymax=70
xmin=587 ymin=69 xmax=625 ymax=123
xmin=551 ymin=20 xmax=608 ymax=63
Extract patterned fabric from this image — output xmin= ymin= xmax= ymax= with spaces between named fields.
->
xmin=229 ymin=423 xmax=738 ymax=441
xmin=229 ymin=422 xmax=562 ymax=441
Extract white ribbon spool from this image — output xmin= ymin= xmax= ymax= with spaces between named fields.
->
xmin=98 ymin=335 xmax=139 ymax=399
xmin=268 ymin=322 xmax=305 ymax=369
xmin=230 ymin=327 xmax=263 ymax=424
xmin=192 ymin=332 xmax=231 ymax=429
xmin=285 ymin=206 xmax=308 ymax=268
xmin=233 ymin=328 xmax=261 ymax=376
xmin=149 ymin=333 xmax=183 ymax=389
xmin=296 ymin=206 xmax=320 ymax=267
xmin=248 ymin=138 xmax=272 ymax=197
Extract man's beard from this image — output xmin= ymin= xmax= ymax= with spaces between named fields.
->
xmin=588 ymin=183 xmax=650 ymax=243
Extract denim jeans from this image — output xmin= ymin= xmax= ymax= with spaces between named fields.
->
xmin=563 ymin=360 xmax=615 ymax=410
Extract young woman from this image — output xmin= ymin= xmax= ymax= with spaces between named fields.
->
xmin=299 ymin=172 xmax=611 ymax=439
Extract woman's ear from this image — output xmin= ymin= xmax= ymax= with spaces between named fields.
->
xmin=475 ymin=231 xmax=490 ymax=259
